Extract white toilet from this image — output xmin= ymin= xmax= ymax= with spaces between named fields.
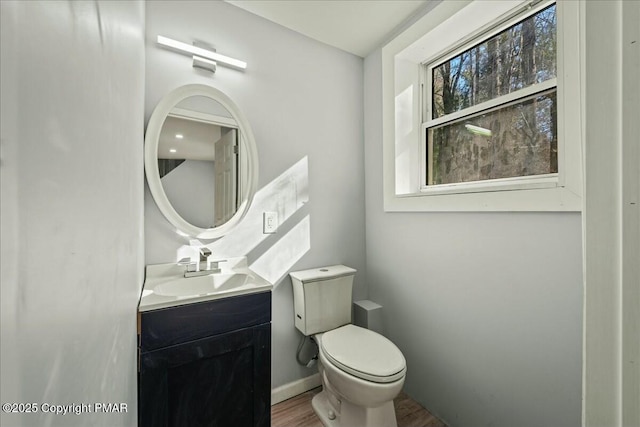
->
xmin=290 ymin=265 xmax=407 ymax=427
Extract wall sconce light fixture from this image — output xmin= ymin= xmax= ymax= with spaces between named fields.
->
xmin=157 ymin=35 xmax=247 ymax=73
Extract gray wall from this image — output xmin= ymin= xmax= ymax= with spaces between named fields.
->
xmin=144 ymin=1 xmax=365 ymax=389
xmin=0 ymin=1 xmax=145 ymax=426
xmin=364 ymin=48 xmax=583 ymax=426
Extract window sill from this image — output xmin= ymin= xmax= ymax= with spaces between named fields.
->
xmin=419 ymin=174 xmax=559 ymax=196
xmin=386 ymin=184 xmax=581 ymax=212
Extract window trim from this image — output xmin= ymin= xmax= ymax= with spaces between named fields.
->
xmin=424 ymin=78 xmax=557 ymax=131
xmin=381 ymin=0 xmax=583 ymax=212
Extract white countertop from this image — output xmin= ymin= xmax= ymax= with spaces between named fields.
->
xmin=138 ymin=257 xmax=272 ymax=312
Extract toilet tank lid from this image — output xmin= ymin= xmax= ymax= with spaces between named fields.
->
xmin=289 ymin=265 xmax=356 ymax=284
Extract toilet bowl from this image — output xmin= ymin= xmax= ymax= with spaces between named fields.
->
xmin=313 ymin=325 xmax=406 ymax=427
xmin=289 ymin=266 xmax=407 ymax=427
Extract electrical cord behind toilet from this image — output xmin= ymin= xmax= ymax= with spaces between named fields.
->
xmin=296 ymin=335 xmax=318 ymax=368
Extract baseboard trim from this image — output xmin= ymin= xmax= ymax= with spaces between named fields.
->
xmin=271 ymin=373 xmax=321 ymax=405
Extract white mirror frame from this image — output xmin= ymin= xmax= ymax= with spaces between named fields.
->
xmin=145 ymin=84 xmax=258 ymax=239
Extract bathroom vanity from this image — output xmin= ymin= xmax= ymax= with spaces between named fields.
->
xmin=140 ymin=83 xmax=269 ymax=426
xmin=137 ymin=259 xmax=272 ymax=427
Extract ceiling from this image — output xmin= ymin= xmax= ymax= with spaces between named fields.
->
xmin=225 ymin=0 xmax=430 ymax=58
xmin=159 ymin=116 xmax=219 ymax=161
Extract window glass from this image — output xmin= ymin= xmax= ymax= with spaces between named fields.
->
xmin=431 ymin=4 xmax=557 ymax=118
xmin=425 ymin=3 xmax=557 ymax=187
xmin=428 ymin=90 xmax=557 ymax=185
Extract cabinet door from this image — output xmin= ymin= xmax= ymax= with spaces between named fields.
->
xmin=139 ymin=324 xmax=271 ymax=427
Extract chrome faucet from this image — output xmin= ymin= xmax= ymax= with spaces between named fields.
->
xmin=199 ymin=247 xmax=211 ymax=263
xmin=178 ymin=247 xmax=226 ymax=278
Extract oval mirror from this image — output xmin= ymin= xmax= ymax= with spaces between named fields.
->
xmin=145 ymin=84 xmax=258 ymax=239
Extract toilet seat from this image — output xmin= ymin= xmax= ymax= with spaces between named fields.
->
xmin=320 ymin=325 xmax=406 ymax=384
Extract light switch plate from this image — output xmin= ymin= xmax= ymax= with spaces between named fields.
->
xmin=263 ymin=212 xmax=278 ymax=234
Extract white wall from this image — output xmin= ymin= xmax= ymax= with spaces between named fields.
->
xmin=364 ymin=40 xmax=583 ymax=427
xmin=0 ymin=1 xmax=145 ymax=426
xmin=144 ymin=0 xmax=365 ymax=389
xmin=161 ymin=160 xmax=217 ymax=228
xmin=582 ymin=1 xmax=640 ymax=426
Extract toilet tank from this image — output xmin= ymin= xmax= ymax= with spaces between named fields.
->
xmin=289 ymin=265 xmax=357 ymax=336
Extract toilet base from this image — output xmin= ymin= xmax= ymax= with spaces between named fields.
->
xmin=312 ymin=389 xmax=398 ymax=427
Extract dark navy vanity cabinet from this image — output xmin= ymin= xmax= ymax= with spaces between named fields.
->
xmin=137 ymin=291 xmax=271 ymax=427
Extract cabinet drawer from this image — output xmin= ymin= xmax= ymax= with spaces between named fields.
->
xmin=139 ymin=291 xmax=271 ymax=351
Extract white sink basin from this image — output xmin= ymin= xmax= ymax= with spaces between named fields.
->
xmin=154 ymin=273 xmax=252 ymax=297
xmin=139 ymin=257 xmax=272 ymax=312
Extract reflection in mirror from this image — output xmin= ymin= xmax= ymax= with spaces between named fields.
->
xmin=145 ymin=84 xmax=258 ymax=239
xmin=157 ymin=96 xmax=239 ymax=229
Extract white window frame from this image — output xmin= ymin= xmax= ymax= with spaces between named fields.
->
xmin=381 ymin=0 xmax=583 ymax=212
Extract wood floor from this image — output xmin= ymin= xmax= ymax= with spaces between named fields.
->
xmin=271 ymin=388 xmax=446 ymax=427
